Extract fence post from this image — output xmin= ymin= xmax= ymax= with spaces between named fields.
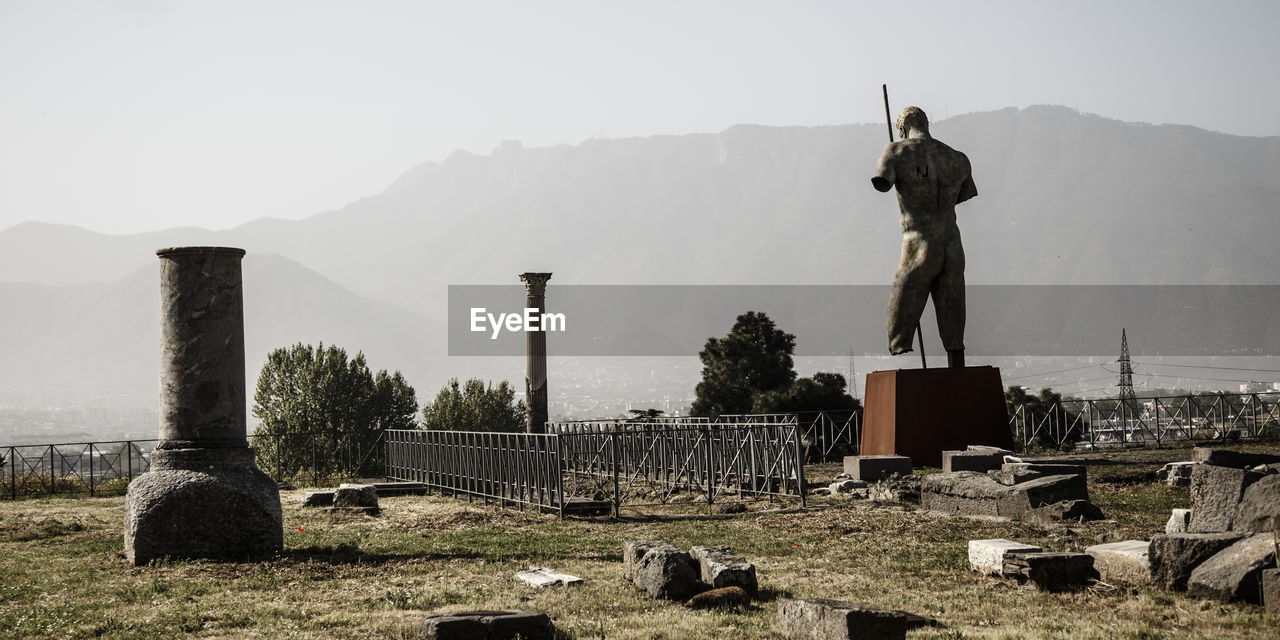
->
xmin=794 ymin=422 xmax=807 ymax=508
xmin=89 ymin=444 xmax=95 ymax=496
xmin=8 ymin=447 xmax=14 ymax=500
xmin=611 ymin=429 xmax=621 ymax=518
xmin=49 ymin=445 xmax=55 ymax=495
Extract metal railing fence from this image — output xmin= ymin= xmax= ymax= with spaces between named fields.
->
xmin=1009 ymin=391 xmax=1280 ymax=452
xmin=386 ymin=419 xmax=807 ymax=516
xmin=384 ymin=429 xmax=561 ymax=511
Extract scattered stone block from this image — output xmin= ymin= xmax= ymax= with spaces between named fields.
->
xmin=1166 ymin=508 xmax=1192 ymax=534
xmin=869 ymin=473 xmax=921 ymax=502
xmin=1192 ymin=447 xmax=1280 ymax=469
xmin=1189 ymin=465 xmax=1262 ymax=532
xmin=1086 ymin=540 xmax=1152 ymax=587
xmin=843 ymin=455 xmax=912 ymax=482
xmin=1148 ymin=532 xmax=1247 ymax=590
xmin=515 ymin=567 xmax=582 ymax=588
xmin=418 ymin=610 xmax=554 ymax=640
xmin=1261 ymin=568 xmax=1280 ymax=614
xmin=829 ymin=479 xmax=868 ymax=493
xmin=1156 ymin=461 xmax=1198 ymax=487
xmin=1022 ymin=499 xmax=1105 ymax=523
xmin=1001 ymin=462 xmax=1087 ymax=478
xmin=1002 ymin=552 xmax=1097 ymax=591
xmin=301 ymin=491 xmax=334 ymax=507
xmin=333 ymin=483 xmax=378 ymax=509
xmin=942 ymin=450 xmax=1004 ymax=473
xmin=631 ymin=542 xmax=701 ymax=600
xmin=684 ymin=585 xmax=750 ymax=610
xmin=691 ymin=545 xmax=758 ymax=594
xmin=1232 ymin=474 xmax=1280 ymax=534
xmin=969 ymin=539 xmax=1042 ymax=575
xmin=622 ymin=540 xmax=659 ymax=581
xmin=922 ymin=472 xmax=1088 ymax=519
xmin=777 ymin=598 xmax=906 ymax=640
xmin=1187 ymin=533 xmax=1278 ymax=604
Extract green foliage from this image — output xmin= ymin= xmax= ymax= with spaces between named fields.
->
xmin=752 ymin=371 xmax=862 ymax=415
xmin=692 ymin=311 xmax=857 ymax=417
xmin=692 ymin=311 xmax=796 ymax=417
xmin=420 ymin=378 xmax=526 ymax=432
xmin=251 ymin=343 xmax=417 ymax=479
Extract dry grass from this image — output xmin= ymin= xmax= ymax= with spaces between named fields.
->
xmin=2 ymin=444 xmax=1278 ymax=639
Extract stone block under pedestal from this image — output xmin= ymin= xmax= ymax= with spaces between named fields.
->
xmin=942 ymin=450 xmax=1004 ymax=473
xmin=842 ymin=455 xmax=913 ymax=481
xmin=124 ymin=448 xmax=282 ymax=565
xmin=861 ymin=366 xmax=1012 ymax=467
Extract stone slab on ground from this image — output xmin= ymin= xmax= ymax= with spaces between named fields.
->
xmin=843 ymin=455 xmax=912 ymax=482
xmin=515 ymin=567 xmax=583 ymax=588
xmin=301 ymin=491 xmax=334 ymax=507
xmin=969 ymin=539 xmax=1043 ymax=575
xmin=777 ymin=598 xmax=906 ymax=640
xmin=942 ymin=450 xmax=1005 ymax=473
xmin=1166 ymin=509 xmax=1192 ymax=534
xmin=1021 ymin=499 xmax=1104 ymax=524
xmin=333 ymin=483 xmax=378 ymax=509
xmin=561 ymin=496 xmax=611 ymax=516
xmin=684 ymin=586 xmax=750 ymax=610
xmin=1187 ymin=533 xmax=1278 ymax=604
xmin=1002 ymin=552 xmax=1097 ymax=591
xmin=1192 ymin=447 xmax=1280 ymax=469
xmin=1189 ymin=465 xmax=1262 ymax=533
xmin=1148 ymin=532 xmax=1248 ymax=591
xmin=1261 ymin=568 xmax=1280 ymax=615
xmin=1232 ymin=474 xmax=1280 ymax=534
xmin=690 ymin=545 xmax=758 ymax=594
xmin=922 ymin=472 xmax=1088 ymax=519
xmin=631 ymin=542 xmax=701 ymax=600
xmin=1085 ymin=540 xmax=1152 ymax=587
xmin=418 ymin=610 xmax=554 ymax=640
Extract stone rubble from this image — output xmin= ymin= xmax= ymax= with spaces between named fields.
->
xmin=777 ymin=598 xmax=906 ymax=640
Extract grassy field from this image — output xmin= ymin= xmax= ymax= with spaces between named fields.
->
xmin=1 ymin=442 xmax=1278 ymax=639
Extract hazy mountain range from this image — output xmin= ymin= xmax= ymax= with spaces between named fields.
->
xmin=2 ymin=105 xmax=1278 ymax=415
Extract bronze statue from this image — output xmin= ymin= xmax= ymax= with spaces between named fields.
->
xmin=872 ymin=106 xmax=975 ymax=368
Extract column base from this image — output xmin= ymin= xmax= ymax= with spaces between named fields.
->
xmin=124 ymin=447 xmax=282 ymax=565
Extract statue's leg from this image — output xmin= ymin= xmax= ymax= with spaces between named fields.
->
xmin=889 ymin=233 xmax=942 ymax=355
xmin=932 ymin=231 xmax=967 ymax=365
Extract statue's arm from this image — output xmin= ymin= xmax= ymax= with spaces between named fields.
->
xmin=956 ymin=153 xmax=977 ymax=203
xmin=957 ymin=174 xmax=977 ymax=203
xmin=871 ymin=145 xmax=895 ymax=192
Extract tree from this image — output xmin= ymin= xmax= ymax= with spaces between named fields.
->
xmin=420 ymin=378 xmax=526 ymax=433
xmin=627 ymin=408 xmax=665 ymax=423
xmin=252 ymin=343 xmax=417 ymax=480
xmin=752 ymin=372 xmax=862 ymax=415
xmin=692 ymin=311 xmax=856 ymax=417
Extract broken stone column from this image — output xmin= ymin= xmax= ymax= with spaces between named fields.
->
xmin=519 ymin=272 xmax=552 ymax=433
xmin=124 ymin=247 xmax=282 ymax=565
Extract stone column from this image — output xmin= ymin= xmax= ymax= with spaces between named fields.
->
xmin=519 ymin=272 xmax=552 ymax=433
xmin=124 ymin=247 xmax=282 ymax=565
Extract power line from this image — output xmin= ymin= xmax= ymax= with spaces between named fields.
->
xmin=1132 ymin=361 xmax=1280 ymax=374
xmin=1004 ymin=363 xmax=1103 ymax=382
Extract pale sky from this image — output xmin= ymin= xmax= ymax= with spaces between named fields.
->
xmin=2 ymin=0 xmax=1277 ymax=235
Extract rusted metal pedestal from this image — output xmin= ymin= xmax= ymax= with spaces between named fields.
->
xmin=860 ymin=366 xmax=1012 ymax=467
